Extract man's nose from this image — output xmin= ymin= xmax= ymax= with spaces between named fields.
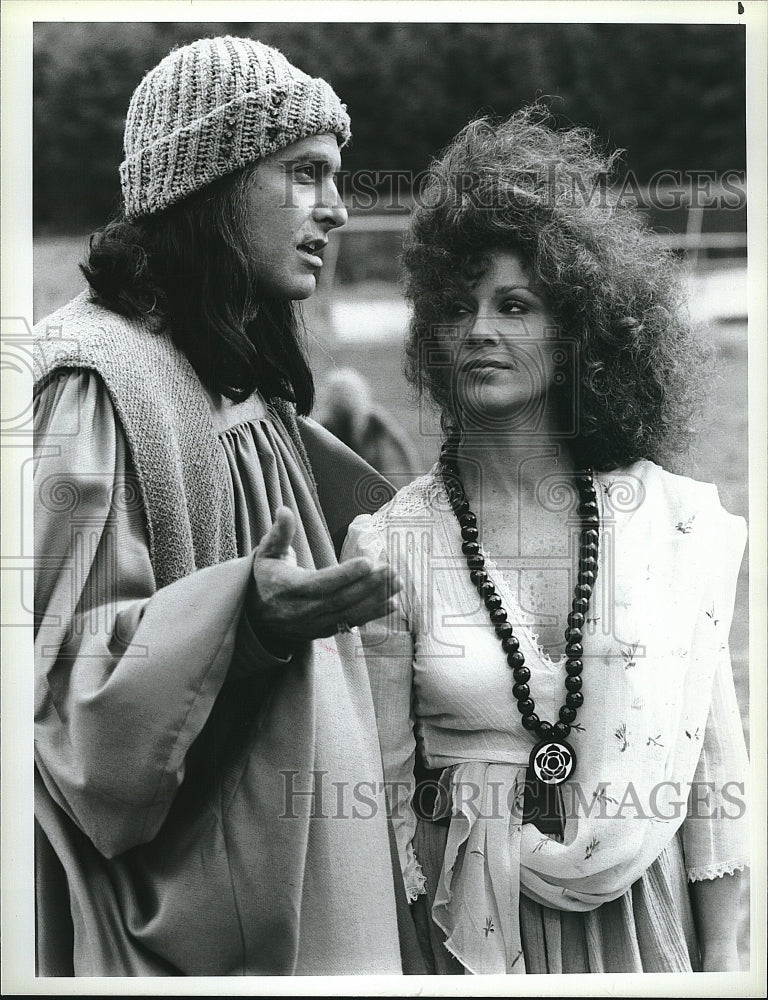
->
xmin=313 ymin=180 xmax=348 ymax=229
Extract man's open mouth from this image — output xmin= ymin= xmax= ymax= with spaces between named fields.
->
xmin=297 ymin=239 xmax=327 ymax=265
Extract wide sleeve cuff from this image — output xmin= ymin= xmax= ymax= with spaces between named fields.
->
xmin=231 ymin=581 xmax=296 ymax=680
xmin=682 ymin=502 xmax=750 ymax=883
xmin=687 ymin=859 xmax=749 ymax=883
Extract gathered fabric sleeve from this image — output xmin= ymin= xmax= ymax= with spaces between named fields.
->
xmin=682 ymin=503 xmax=750 ymax=881
xmin=34 ymin=370 xmax=290 ymax=859
xmin=341 ymin=514 xmax=426 ymax=903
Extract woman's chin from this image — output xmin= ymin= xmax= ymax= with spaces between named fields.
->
xmin=457 ymin=388 xmax=547 ymax=430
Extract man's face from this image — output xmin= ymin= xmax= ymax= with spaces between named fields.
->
xmin=245 ymin=133 xmax=348 ymax=300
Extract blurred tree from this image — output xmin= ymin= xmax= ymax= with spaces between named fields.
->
xmin=561 ymin=24 xmax=747 ymax=179
xmin=33 ymin=21 xmax=746 ymax=234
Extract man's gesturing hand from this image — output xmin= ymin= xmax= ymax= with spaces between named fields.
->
xmin=250 ymin=506 xmax=402 ymax=642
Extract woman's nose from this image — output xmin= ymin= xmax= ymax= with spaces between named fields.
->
xmin=468 ymin=313 xmax=501 ymax=344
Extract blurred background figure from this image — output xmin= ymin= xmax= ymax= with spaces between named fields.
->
xmin=30 ymin=34 xmax=412 ymax=978
xmin=27 ymin=15 xmax=752 ymax=793
xmin=315 ymin=367 xmax=420 ymax=484
xmin=23 ymin=17 xmax=752 ymax=972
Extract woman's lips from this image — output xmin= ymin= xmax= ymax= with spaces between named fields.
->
xmin=462 ymin=359 xmax=515 ymax=373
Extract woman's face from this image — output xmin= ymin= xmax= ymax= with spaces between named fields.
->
xmin=446 ymin=250 xmax=567 ymax=432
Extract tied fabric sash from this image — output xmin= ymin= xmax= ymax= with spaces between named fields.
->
xmin=428 ymin=761 xmax=683 ymax=975
xmin=431 ymin=763 xmax=527 ymax=974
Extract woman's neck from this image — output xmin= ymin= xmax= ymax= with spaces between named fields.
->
xmin=455 ymin=433 xmax=578 ymax=505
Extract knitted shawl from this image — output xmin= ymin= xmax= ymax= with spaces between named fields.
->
xmin=33 ymin=290 xmax=314 ymax=588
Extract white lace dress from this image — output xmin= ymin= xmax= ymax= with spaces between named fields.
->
xmin=342 ymin=459 xmax=750 ymax=974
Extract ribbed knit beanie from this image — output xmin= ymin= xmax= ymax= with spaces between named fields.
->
xmin=120 ymin=36 xmax=351 ymax=220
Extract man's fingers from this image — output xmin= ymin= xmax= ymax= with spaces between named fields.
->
xmin=290 ymin=556 xmax=379 ymax=596
xmin=255 ymin=506 xmax=297 ymax=560
xmin=318 ymin=567 xmax=401 ymax=616
xmin=249 ymin=541 xmax=403 ymax=642
xmin=320 ymin=570 xmax=403 ymax=626
xmin=350 ymin=593 xmax=401 ymax=627
xmin=321 ymin=593 xmax=401 ymax=635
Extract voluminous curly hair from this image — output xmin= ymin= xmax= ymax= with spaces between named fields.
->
xmin=403 ymin=105 xmax=711 ymax=471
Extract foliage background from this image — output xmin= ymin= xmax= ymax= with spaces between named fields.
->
xmin=33 ymin=21 xmax=746 ymax=233
xmin=30 ymin=16 xmax=752 ymax=965
xmin=33 ymin=14 xmax=751 ymax=751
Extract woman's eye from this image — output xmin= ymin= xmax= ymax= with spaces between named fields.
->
xmin=447 ymin=302 xmax=472 ymax=318
xmin=499 ymin=299 xmax=528 ymax=315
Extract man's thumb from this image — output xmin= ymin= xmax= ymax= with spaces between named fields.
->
xmin=256 ymin=506 xmax=296 ymax=559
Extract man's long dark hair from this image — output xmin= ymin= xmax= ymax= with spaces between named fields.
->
xmin=81 ymin=163 xmax=314 ymax=412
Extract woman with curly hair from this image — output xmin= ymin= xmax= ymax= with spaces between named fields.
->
xmin=342 ymin=107 xmax=749 ymax=975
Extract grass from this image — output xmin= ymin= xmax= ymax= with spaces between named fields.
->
xmin=33 ymin=234 xmax=750 ymax=737
xmin=32 ymin=232 xmax=754 ymax=969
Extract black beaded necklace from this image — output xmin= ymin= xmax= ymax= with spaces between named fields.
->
xmin=439 ymin=436 xmax=599 ymax=835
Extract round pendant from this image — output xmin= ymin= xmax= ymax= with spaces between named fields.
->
xmin=529 ymin=739 xmax=577 ymax=786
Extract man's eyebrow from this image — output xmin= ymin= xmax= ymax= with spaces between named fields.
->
xmin=280 ymin=154 xmax=342 ymax=176
xmin=283 ymin=145 xmax=340 ymax=162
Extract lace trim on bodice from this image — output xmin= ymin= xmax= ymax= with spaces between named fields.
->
xmin=372 ymin=467 xmax=570 ymax=667
xmin=370 ymin=471 xmax=444 ymax=528
xmin=480 ymin=547 xmax=568 ymax=668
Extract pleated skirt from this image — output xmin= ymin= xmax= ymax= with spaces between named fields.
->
xmin=409 ymin=818 xmax=701 ymax=974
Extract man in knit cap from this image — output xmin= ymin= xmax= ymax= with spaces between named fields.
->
xmin=33 ymin=36 xmax=420 ymax=977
